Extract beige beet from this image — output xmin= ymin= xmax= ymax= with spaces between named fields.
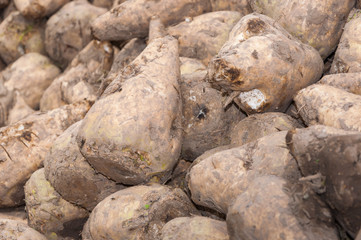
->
xmin=208 ymin=13 xmax=323 ymax=114
xmin=168 ymin=11 xmax=242 ymax=65
xmin=294 ymin=84 xmax=361 ymax=131
xmin=14 ymin=0 xmax=69 ymax=18
xmin=0 ymin=100 xmax=91 ymax=207
xmin=318 ymin=72 xmax=361 ymax=95
xmin=82 ymin=185 xmax=198 ymax=240
xmin=0 ymin=11 xmax=45 ymax=64
xmin=7 ymin=91 xmax=35 ymax=125
xmin=0 ymin=219 xmax=47 ymax=239
xmin=25 ymin=168 xmax=89 ymax=239
xmin=2 ymin=52 xmax=60 ymax=109
xmin=227 ymin=175 xmax=338 ymax=240
xmin=0 ymin=80 xmax=14 ymax=127
xmin=230 ymin=112 xmax=302 ymax=146
xmin=77 ymin=36 xmax=182 ymax=185
xmin=45 ymin=0 xmax=107 ymax=68
xmin=91 ymin=0 xmax=212 ymax=41
xmin=180 ymin=57 xmax=244 ymax=161
xmin=287 ymin=126 xmax=361 ymax=237
xmin=161 ymin=216 xmax=229 ymax=240
xmin=249 ymin=0 xmax=355 ymax=59
xmin=330 ymin=9 xmax=361 ymax=73
xmin=44 ymin=121 xmax=124 ymax=210
xmin=40 ymin=40 xmax=114 ymax=111
xmin=188 ymin=131 xmax=300 ymax=214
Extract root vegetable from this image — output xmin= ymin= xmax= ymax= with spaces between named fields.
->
xmin=7 ymin=91 xmax=35 ymax=125
xmin=77 ymin=36 xmax=182 ymax=185
xmin=227 ymin=175 xmax=338 ymax=240
xmin=208 ymin=13 xmax=323 ymax=114
xmin=14 ymin=0 xmax=69 ymax=18
xmin=2 ymin=52 xmax=61 ymax=109
xmin=45 ymin=0 xmax=107 ymax=68
xmin=0 ymin=219 xmax=47 ymax=239
xmin=168 ymin=11 xmax=242 ymax=65
xmin=318 ymin=72 xmax=361 ymax=95
xmin=0 ymin=100 xmax=91 ymax=207
xmin=91 ymin=0 xmax=212 ymax=41
xmin=230 ymin=112 xmax=302 ymax=146
xmin=249 ymin=0 xmax=355 ymax=59
xmin=287 ymin=126 xmax=361 ymax=237
xmin=294 ymin=84 xmax=361 ymax=131
xmin=44 ymin=121 xmax=124 ymax=210
xmin=180 ymin=57 xmax=244 ymax=161
xmin=24 ymin=168 xmax=89 ymax=239
xmin=40 ymin=40 xmax=113 ymax=111
xmin=331 ymin=9 xmax=361 ymax=73
xmin=188 ymin=131 xmax=300 ymax=214
xmin=82 ymin=184 xmax=198 ymax=240
xmin=0 ymin=11 xmax=46 ymax=64
xmin=161 ymin=216 xmax=229 ymax=240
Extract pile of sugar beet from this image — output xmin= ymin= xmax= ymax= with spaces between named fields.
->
xmin=2 ymin=0 xmax=361 ymax=239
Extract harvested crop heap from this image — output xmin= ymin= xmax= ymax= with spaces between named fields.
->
xmin=0 ymin=0 xmax=361 ymax=239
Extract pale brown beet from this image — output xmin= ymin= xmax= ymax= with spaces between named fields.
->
xmin=14 ymin=0 xmax=69 ymax=18
xmin=287 ymin=126 xmax=361 ymax=237
xmin=230 ymin=112 xmax=302 ymax=146
xmin=249 ymin=0 xmax=355 ymax=59
xmin=0 ymin=100 xmax=91 ymax=207
xmin=294 ymin=84 xmax=361 ymax=131
xmin=25 ymin=168 xmax=89 ymax=239
xmin=40 ymin=40 xmax=114 ymax=111
xmin=2 ymin=52 xmax=61 ymax=110
xmin=77 ymin=36 xmax=182 ymax=185
xmin=82 ymin=185 xmax=199 ymax=240
xmin=180 ymin=57 xmax=244 ymax=161
xmin=318 ymin=72 xmax=361 ymax=95
xmin=0 ymin=219 xmax=47 ymax=239
xmin=227 ymin=175 xmax=338 ymax=240
xmin=45 ymin=0 xmax=106 ymax=68
xmin=91 ymin=0 xmax=212 ymax=41
xmin=161 ymin=216 xmax=229 ymax=240
xmin=44 ymin=121 xmax=124 ymax=211
xmin=188 ymin=131 xmax=300 ymax=214
xmin=0 ymin=11 xmax=46 ymax=64
xmin=168 ymin=11 xmax=242 ymax=65
xmin=331 ymin=9 xmax=361 ymax=73
xmin=7 ymin=91 xmax=35 ymax=125
xmin=208 ymin=13 xmax=323 ymax=114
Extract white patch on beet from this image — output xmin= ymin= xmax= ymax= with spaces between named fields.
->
xmin=235 ymin=32 xmax=245 ymax=42
xmin=103 ymin=44 xmax=112 ymax=54
xmin=185 ymin=17 xmax=192 ymax=23
xmin=239 ymin=89 xmax=265 ymax=110
xmin=188 ymin=96 xmax=196 ymax=102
